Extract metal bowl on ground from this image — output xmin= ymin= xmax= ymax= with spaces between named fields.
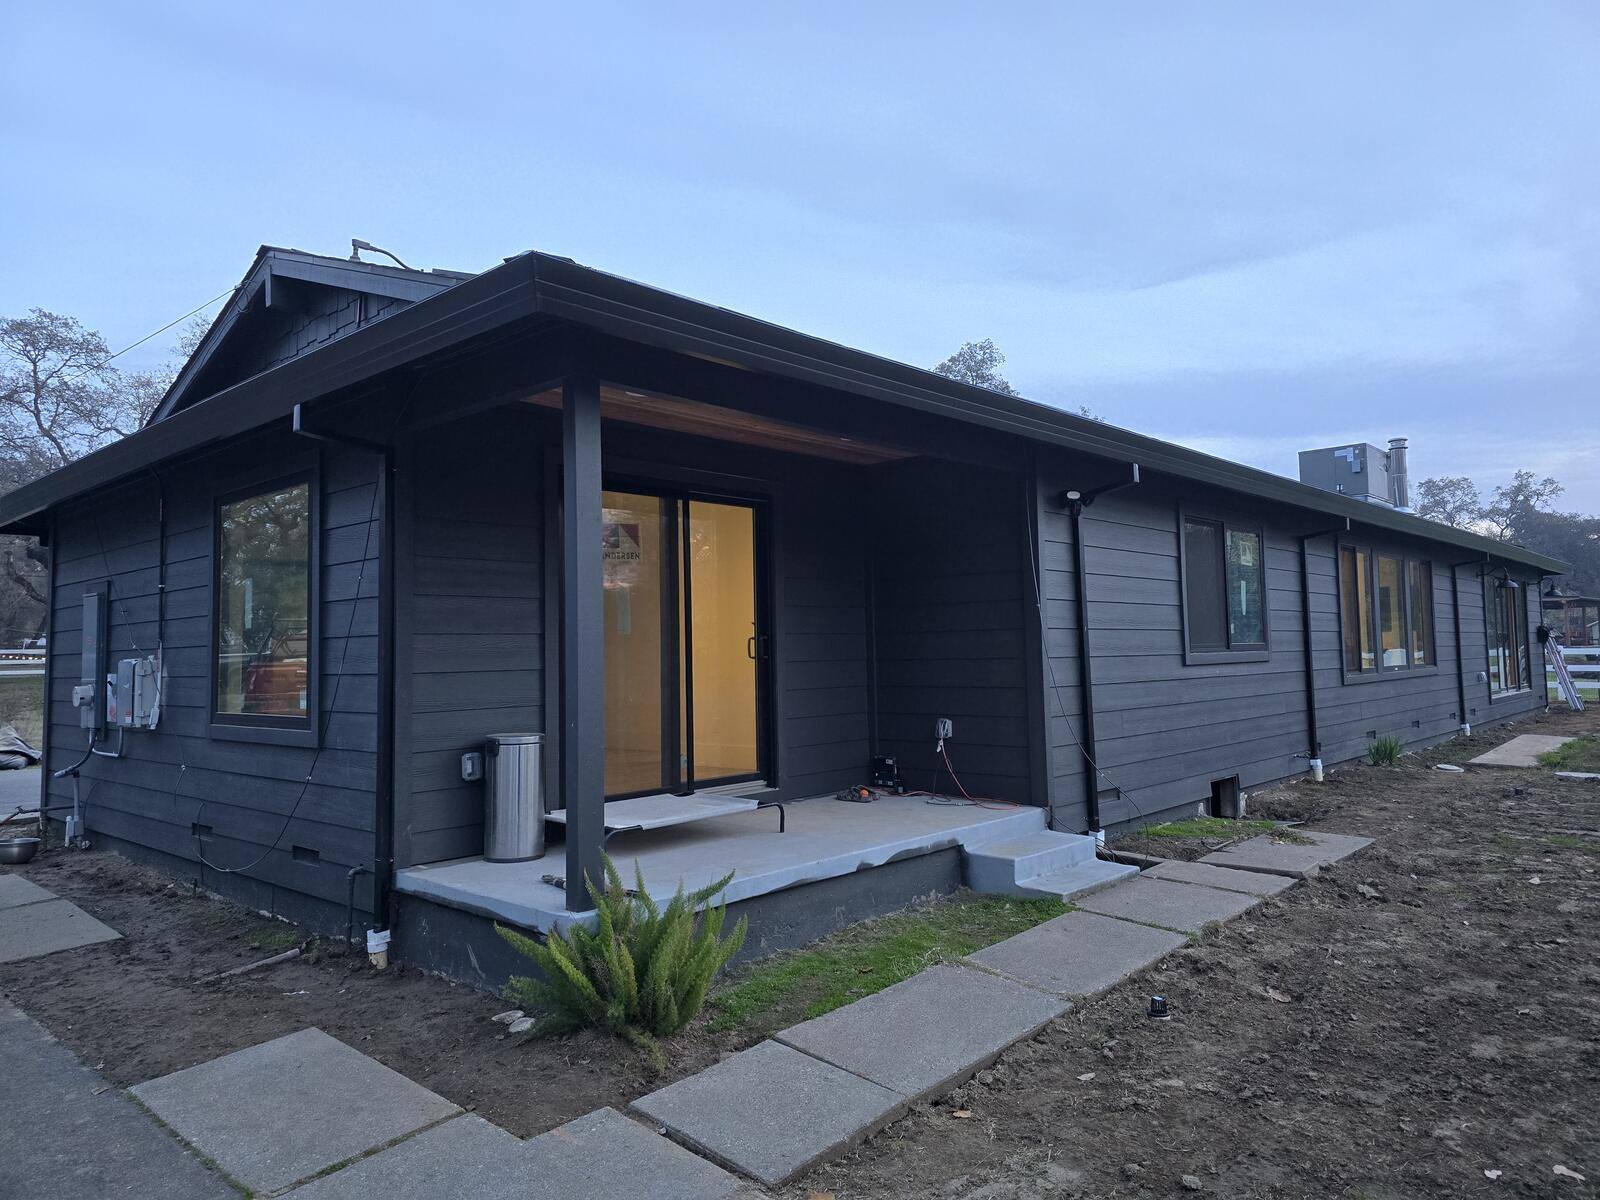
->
xmin=0 ymin=836 xmax=41 ymax=865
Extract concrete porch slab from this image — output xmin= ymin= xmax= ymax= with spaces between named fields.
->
xmin=1200 ymin=830 xmax=1374 ymax=879
xmin=0 ymin=871 xmax=55 ymax=909
xmin=547 ymin=792 xmax=759 ymax=831
xmin=131 ymin=1028 xmax=461 ymax=1196
xmin=1468 ymin=734 xmax=1575 ymax=768
xmin=1143 ymin=859 xmax=1297 ymax=897
xmin=397 ymin=794 xmax=1045 ymax=936
xmin=0 ymin=897 xmax=120 ymax=963
xmin=1075 ymin=876 xmax=1262 ymax=932
xmin=966 ymin=910 xmax=1186 ymax=997
xmin=521 ymin=1107 xmax=748 ymax=1200
xmin=281 ymin=1115 xmax=523 ymax=1199
xmin=631 ymin=1039 xmax=905 ymax=1187
xmin=774 ymin=962 xmax=1068 ymax=1101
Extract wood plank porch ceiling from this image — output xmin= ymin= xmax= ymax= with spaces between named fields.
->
xmin=524 ymin=384 xmax=915 ymax=466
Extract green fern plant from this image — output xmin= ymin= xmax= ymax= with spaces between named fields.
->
xmin=1366 ymin=734 xmax=1403 ymax=766
xmin=496 ymin=854 xmax=747 ymax=1048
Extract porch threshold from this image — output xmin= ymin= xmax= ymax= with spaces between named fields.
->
xmin=393 ymin=795 xmax=1046 ymax=936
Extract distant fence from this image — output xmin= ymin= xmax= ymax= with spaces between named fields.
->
xmin=1549 ymin=644 xmax=1599 ymax=705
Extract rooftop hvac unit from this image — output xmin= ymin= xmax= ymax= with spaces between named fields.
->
xmin=1297 ymin=437 xmax=1412 ymax=511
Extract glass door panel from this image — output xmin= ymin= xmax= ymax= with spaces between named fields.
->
xmin=685 ymin=501 xmax=760 ymax=784
xmin=602 ymin=491 xmax=669 ymax=797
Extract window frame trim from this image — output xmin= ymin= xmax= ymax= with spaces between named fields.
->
xmin=208 ymin=462 xmax=322 ymax=748
xmin=1335 ymin=540 xmax=1439 ymax=685
xmin=1177 ymin=505 xmax=1271 ymax=665
xmin=1483 ymin=573 xmax=1534 ymax=702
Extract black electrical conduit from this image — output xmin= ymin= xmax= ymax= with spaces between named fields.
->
xmin=1059 ymin=464 xmax=1141 ymax=833
xmin=1297 ymin=520 xmax=1350 ymax=776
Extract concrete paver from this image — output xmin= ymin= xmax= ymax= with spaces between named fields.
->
xmin=0 ymin=1002 xmax=234 ymax=1200
xmin=1075 ymin=875 xmax=1261 ymax=932
xmin=131 ymin=1028 xmax=460 ymax=1195
xmin=775 ymin=962 xmax=1068 ymax=1101
xmin=1468 ymin=734 xmax=1574 ymax=768
xmin=967 ymin=909 xmax=1186 ymax=997
xmin=632 ymin=1039 xmax=905 ymax=1187
xmin=0 ymin=871 xmax=55 ymax=909
xmin=520 ymin=1107 xmax=748 ymax=1200
xmin=282 ymin=1114 xmax=524 ymax=1199
xmin=0 ymin=896 xmax=120 ymax=963
xmin=1200 ymin=830 xmax=1374 ymax=879
xmin=1143 ymin=859 xmax=1297 ymax=896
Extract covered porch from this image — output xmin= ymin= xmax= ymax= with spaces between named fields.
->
xmin=383 ymin=323 xmax=1087 ymax=966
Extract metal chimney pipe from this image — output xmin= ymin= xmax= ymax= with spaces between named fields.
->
xmin=1388 ymin=438 xmax=1412 ymax=512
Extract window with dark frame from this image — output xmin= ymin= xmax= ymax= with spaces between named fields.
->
xmin=215 ymin=479 xmax=313 ymax=727
xmin=1485 ymin=578 xmax=1530 ymax=695
xmin=1338 ymin=545 xmax=1434 ymax=676
xmin=1181 ymin=514 xmax=1267 ymax=656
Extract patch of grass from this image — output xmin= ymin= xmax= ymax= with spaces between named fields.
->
xmin=1537 ymin=735 xmax=1600 ymax=774
xmin=0 ymin=675 xmax=44 ymax=745
xmin=1366 ymin=734 xmax=1404 ymax=766
xmin=1141 ymin=816 xmax=1277 ymax=840
xmin=1547 ymin=833 xmax=1600 ymax=853
xmin=706 ymin=891 xmax=1067 ymax=1036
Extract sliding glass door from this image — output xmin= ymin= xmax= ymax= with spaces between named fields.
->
xmin=601 ymin=488 xmax=766 ymax=798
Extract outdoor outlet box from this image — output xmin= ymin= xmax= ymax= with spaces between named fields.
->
xmin=460 ymin=751 xmax=485 ymax=782
xmin=935 ymin=718 xmax=954 ymax=740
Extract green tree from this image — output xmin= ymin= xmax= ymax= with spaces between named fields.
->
xmin=1414 ymin=475 xmax=1482 ymax=529
xmin=933 ymin=339 xmax=1018 ymax=395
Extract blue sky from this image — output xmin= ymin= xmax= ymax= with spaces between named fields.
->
xmin=4 ymin=3 xmax=1597 ymax=507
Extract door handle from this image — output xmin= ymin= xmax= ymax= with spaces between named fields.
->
xmin=747 ymin=635 xmax=757 ymax=660
xmin=747 ymin=635 xmax=770 ymax=661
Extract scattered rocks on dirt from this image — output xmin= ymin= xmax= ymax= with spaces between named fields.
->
xmin=1181 ymin=1173 xmax=1204 ymax=1190
xmin=491 ymin=1010 xmax=523 ymax=1025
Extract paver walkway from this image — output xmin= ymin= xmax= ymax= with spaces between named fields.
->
xmin=1200 ymin=829 xmax=1373 ymax=879
xmin=1467 ymin=733 xmax=1574 ymax=768
xmin=0 ymin=1001 xmax=235 ymax=1200
xmin=4 ymin=825 xmax=1375 ymax=1196
xmin=0 ymin=873 xmax=120 ymax=963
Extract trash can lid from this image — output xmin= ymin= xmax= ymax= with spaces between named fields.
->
xmin=485 ymin=732 xmax=543 ymax=745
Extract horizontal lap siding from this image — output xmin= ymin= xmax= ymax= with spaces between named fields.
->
xmin=1038 ymin=477 xmax=1088 ymax=831
xmin=775 ymin=480 xmax=870 ymax=800
xmin=871 ymin=460 xmax=1032 ymax=804
xmin=1065 ymin=478 xmax=1310 ymax=828
xmin=1034 ymin=448 xmax=1549 ymax=834
xmin=45 ymin=434 xmax=381 ymax=923
xmin=398 ymin=406 xmax=543 ymax=868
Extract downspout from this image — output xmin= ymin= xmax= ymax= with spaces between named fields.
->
xmin=37 ymin=511 xmax=56 ymax=839
xmin=1061 ymin=464 xmax=1141 ymax=835
xmin=1449 ymin=554 xmax=1489 ymax=735
xmin=1298 ymin=520 xmax=1349 ymax=783
xmin=292 ymin=405 xmax=396 ymax=934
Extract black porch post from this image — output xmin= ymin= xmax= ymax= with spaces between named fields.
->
xmin=562 ymin=373 xmax=605 ymax=911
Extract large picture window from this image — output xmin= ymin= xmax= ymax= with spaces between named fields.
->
xmin=1181 ymin=514 xmax=1267 ymax=659
xmin=1485 ymin=578 xmax=1530 ymax=695
xmin=215 ymin=478 xmax=314 ymax=730
xmin=1339 ymin=545 xmax=1434 ymax=676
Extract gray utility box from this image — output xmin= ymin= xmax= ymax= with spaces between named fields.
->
xmin=1298 ymin=443 xmax=1393 ymax=506
xmin=483 ymin=733 xmax=545 ymax=862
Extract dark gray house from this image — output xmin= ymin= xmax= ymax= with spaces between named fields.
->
xmin=2 ymin=245 xmax=1561 ymax=984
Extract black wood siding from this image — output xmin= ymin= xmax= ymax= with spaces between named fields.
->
xmin=396 ymin=406 xmax=544 ymax=868
xmin=44 ymin=431 xmax=381 ymax=927
xmin=870 ymin=459 xmax=1033 ymax=803
xmin=1035 ymin=449 xmax=1546 ymax=832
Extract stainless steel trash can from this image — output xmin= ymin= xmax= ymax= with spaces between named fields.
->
xmin=484 ymin=733 xmax=544 ymax=862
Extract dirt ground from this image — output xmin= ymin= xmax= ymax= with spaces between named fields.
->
xmin=3 ymin=708 xmax=1597 ymax=1196
xmin=780 ymin=706 xmax=1600 ymax=1200
xmin=0 ymin=849 xmax=742 ymax=1138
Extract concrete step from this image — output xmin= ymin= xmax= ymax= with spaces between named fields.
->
xmin=963 ymin=830 xmax=1101 ymax=895
xmin=1016 ymin=858 xmax=1139 ymax=902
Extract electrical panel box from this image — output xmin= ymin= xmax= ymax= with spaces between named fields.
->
xmin=1297 ymin=444 xmax=1393 ymax=506
xmin=111 ymin=654 xmax=164 ymax=730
